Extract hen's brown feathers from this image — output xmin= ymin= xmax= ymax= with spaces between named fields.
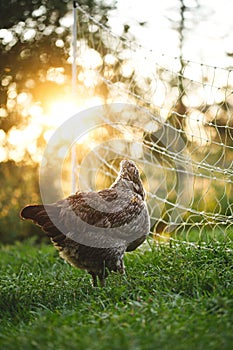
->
xmin=20 ymin=160 xmax=150 ymax=286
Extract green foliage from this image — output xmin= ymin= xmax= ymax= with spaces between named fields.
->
xmin=0 ymin=0 xmax=69 ymax=29
xmin=0 ymin=0 xmax=118 ymax=244
xmin=0 ymin=239 xmax=232 ymax=349
xmin=0 ymin=0 xmax=116 ymax=132
xmin=1 ymin=0 xmax=68 ymax=124
xmin=0 ymin=162 xmax=42 ymax=243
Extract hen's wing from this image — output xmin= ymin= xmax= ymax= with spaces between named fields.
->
xmin=21 ymin=187 xmax=149 ymax=249
xmin=67 ymin=189 xmax=150 ymax=249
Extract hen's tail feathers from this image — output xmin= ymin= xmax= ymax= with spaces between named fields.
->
xmin=21 ymin=205 xmax=47 ymax=223
xmin=20 ymin=204 xmax=66 ymax=247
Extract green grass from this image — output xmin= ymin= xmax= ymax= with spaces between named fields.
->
xmin=0 ymin=238 xmax=232 ymax=350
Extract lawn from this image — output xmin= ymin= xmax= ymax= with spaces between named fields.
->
xmin=0 ymin=238 xmax=232 ymax=350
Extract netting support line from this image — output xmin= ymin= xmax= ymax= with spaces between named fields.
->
xmin=71 ymin=1 xmax=78 ymax=193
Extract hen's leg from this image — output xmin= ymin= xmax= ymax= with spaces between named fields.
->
xmin=99 ymin=275 xmax=106 ymax=287
xmin=118 ymin=259 xmax=125 ymax=275
xmin=90 ymin=272 xmax=98 ymax=287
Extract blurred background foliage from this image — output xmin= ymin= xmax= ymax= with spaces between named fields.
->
xmin=0 ymin=0 xmax=233 ymax=243
xmin=0 ymin=0 xmax=118 ymax=243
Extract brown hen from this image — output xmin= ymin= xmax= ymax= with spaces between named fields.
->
xmin=20 ymin=160 xmax=150 ymax=286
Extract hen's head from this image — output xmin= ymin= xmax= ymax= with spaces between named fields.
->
xmin=113 ymin=160 xmax=145 ymax=200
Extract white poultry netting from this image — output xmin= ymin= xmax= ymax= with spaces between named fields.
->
xmin=71 ymin=3 xmax=233 ymax=248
